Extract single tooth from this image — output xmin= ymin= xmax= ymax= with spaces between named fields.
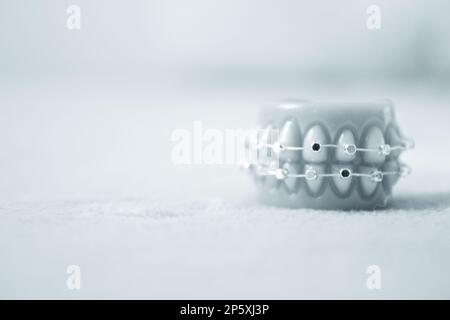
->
xmin=358 ymin=166 xmax=380 ymax=197
xmin=279 ymin=119 xmax=302 ymax=162
xmin=386 ymin=126 xmax=403 ymax=158
xmin=258 ymin=125 xmax=280 ymax=190
xmin=382 ymin=160 xmax=400 ymax=190
xmin=259 ymin=124 xmax=277 ymax=165
xmin=282 ymin=162 xmax=301 ymax=193
xmin=362 ymin=126 xmax=386 ymax=164
xmin=335 ymin=129 xmax=357 ymax=162
xmin=331 ymin=165 xmax=353 ymax=196
xmin=264 ymin=161 xmax=280 ymax=189
xmin=304 ymin=164 xmax=326 ymax=195
xmin=303 ymin=125 xmax=329 ymax=163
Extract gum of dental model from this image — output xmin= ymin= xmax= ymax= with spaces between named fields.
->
xmin=249 ymin=100 xmax=413 ymax=210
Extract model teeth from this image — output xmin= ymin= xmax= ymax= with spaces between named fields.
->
xmin=336 ymin=129 xmax=357 ymax=161
xmin=386 ymin=126 xmax=403 ymax=158
xmin=362 ymin=126 xmax=386 ymax=164
xmin=264 ymin=161 xmax=280 ymax=189
xmin=332 ymin=165 xmax=353 ymax=195
xmin=359 ymin=166 xmax=380 ymax=196
xmin=259 ymin=124 xmax=275 ymax=164
xmin=259 ymin=123 xmax=286 ymax=190
xmin=382 ymin=160 xmax=400 ymax=190
xmin=245 ymin=102 xmax=413 ymax=208
xmin=303 ymin=125 xmax=328 ymax=163
xmin=278 ymin=119 xmax=302 ymax=162
xmin=304 ymin=164 xmax=325 ymax=195
xmin=282 ymin=162 xmax=301 ymax=192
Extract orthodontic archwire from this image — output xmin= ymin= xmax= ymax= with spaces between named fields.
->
xmin=251 ymin=138 xmax=414 ymax=156
xmin=243 ymin=138 xmax=414 ymax=183
xmin=248 ymin=165 xmax=412 ymax=183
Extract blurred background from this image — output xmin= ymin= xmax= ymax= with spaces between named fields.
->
xmin=1 ymin=0 xmax=450 ymax=79
xmin=1 ymin=0 xmax=450 ymax=299
xmin=1 ymin=0 xmax=449 ymax=200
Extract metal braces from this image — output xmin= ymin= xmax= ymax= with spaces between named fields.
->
xmin=243 ymin=135 xmax=414 ymax=183
xmin=245 ymin=165 xmax=412 ymax=183
xmin=252 ymin=138 xmax=414 ymax=156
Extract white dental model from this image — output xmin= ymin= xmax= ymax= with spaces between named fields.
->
xmin=244 ymin=100 xmax=413 ymax=210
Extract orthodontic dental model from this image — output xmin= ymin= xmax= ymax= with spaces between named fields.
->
xmin=243 ymin=100 xmax=414 ymax=210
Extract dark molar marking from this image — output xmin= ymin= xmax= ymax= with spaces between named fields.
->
xmin=340 ymin=169 xmax=350 ymax=178
xmin=312 ymin=143 xmax=321 ymax=152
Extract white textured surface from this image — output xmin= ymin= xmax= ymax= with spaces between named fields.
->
xmin=1 ymin=78 xmax=450 ymax=299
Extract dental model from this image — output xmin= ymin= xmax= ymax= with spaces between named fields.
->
xmin=244 ymin=100 xmax=413 ymax=210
